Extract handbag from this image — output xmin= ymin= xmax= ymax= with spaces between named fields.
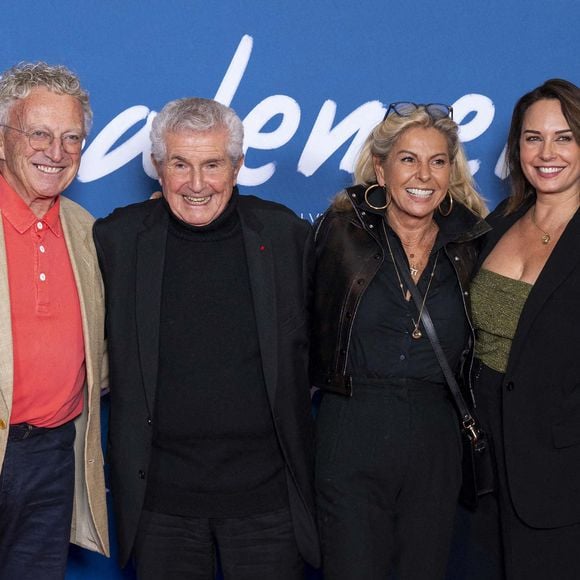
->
xmin=391 ymin=244 xmax=494 ymax=510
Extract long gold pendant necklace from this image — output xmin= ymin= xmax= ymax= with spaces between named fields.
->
xmin=383 ymin=222 xmax=439 ymax=340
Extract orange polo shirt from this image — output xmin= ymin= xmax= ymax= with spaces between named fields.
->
xmin=0 ymin=175 xmax=85 ymax=427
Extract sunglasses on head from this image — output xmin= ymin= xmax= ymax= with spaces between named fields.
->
xmin=383 ymin=102 xmax=454 ymax=121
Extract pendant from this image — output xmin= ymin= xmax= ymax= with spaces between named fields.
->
xmin=412 ymin=327 xmax=422 ymax=339
xmin=410 ymin=264 xmax=419 ymax=277
xmin=541 ymin=234 xmax=551 ymax=244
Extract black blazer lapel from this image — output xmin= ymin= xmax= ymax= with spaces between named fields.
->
xmin=239 ymin=208 xmax=279 ymax=408
xmin=507 ymin=209 xmax=580 ymax=372
xmin=135 ymin=203 xmax=168 ymax=414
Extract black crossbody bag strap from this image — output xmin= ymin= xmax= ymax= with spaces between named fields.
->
xmin=391 ymin=244 xmax=481 ymax=443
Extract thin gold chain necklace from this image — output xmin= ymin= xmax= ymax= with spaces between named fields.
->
xmin=530 ymin=201 xmax=580 ymax=245
xmin=382 ymin=222 xmax=439 ymax=340
xmin=399 ymin=222 xmax=437 ymax=278
xmin=530 ymin=206 xmax=551 ymax=244
xmin=399 ymin=221 xmax=437 ymax=247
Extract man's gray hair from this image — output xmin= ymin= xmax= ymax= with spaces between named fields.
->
xmin=150 ymin=97 xmax=244 ymax=165
xmin=0 ymin=62 xmax=92 ymax=133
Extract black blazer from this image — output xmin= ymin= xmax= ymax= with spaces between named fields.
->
xmin=93 ymin=194 xmax=320 ymax=567
xmin=479 ymin=198 xmax=580 ymax=528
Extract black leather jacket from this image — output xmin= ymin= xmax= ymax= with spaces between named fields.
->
xmin=310 ymin=184 xmax=490 ymax=397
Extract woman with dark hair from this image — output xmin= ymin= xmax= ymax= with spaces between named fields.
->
xmin=466 ymin=78 xmax=580 ymax=579
xmin=311 ymin=103 xmax=488 ymax=579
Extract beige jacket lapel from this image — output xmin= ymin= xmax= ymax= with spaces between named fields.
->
xmin=60 ymin=197 xmax=109 ymax=556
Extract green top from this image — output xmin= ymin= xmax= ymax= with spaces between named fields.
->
xmin=471 ymin=268 xmax=532 ymax=373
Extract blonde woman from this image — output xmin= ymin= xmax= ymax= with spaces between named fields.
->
xmin=311 ymin=103 xmax=488 ymax=579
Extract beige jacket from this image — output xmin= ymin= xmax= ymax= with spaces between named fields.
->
xmin=0 ymin=195 xmax=109 ymax=556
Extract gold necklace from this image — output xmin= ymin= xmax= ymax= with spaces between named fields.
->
xmin=400 ymin=223 xmax=437 ymax=278
xmin=383 ymin=222 xmax=439 ymax=340
xmin=530 ymin=206 xmax=551 ymax=244
xmin=530 ymin=201 xmax=580 ymax=245
xmin=399 ymin=220 xmax=437 ymax=247
xmin=409 ymin=251 xmax=429 ymax=279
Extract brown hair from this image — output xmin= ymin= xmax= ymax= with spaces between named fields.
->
xmin=505 ymin=78 xmax=580 ymax=214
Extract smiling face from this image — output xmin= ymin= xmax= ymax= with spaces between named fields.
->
xmin=0 ymin=87 xmax=84 ymax=217
xmin=519 ymin=99 xmax=580 ymax=200
xmin=153 ymin=128 xmax=243 ymax=226
xmin=374 ymin=126 xmax=451 ymax=226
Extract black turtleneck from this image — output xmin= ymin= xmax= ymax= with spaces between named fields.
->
xmin=144 ymin=192 xmax=287 ymax=517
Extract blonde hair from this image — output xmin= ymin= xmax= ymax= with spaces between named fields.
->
xmin=333 ymin=107 xmax=487 ymax=216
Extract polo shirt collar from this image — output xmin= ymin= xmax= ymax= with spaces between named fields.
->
xmin=0 ymin=174 xmax=62 ymax=236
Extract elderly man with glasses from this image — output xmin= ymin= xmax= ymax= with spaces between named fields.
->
xmin=0 ymin=62 xmax=108 ymax=579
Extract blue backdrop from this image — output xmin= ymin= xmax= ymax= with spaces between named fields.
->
xmin=2 ymin=1 xmax=579 ymax=577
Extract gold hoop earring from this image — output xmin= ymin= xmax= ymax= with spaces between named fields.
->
xmin=438 ymin=191 xmax=453 ymax=217
xmin=364 ymin=183 xmax=390 ymax=211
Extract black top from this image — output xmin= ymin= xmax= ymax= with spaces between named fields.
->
xmin=93 ymin=191 xmax=319 ymax=567
xmin=145 ymin=193 xmax=287 ymax=517
xmin=348 ymin=218 xmax=469 ymax=383
xmin=468 ymin=198 xmax=580 ymax=528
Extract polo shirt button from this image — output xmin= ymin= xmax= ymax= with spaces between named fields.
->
xmin=39 ymin=273 xmax=46 ymax=282
xmin=0 ymin=419 xmax=6 ymax=430
xmin=138 ymin=470 xmax=146 ymax=479
xmin=506 ymin=381 xmax=515 ymax=392
xmin=39 ymin=245 xmax=46 ymax=253
xmin=36 ymin=222 xmax=43 ymax=230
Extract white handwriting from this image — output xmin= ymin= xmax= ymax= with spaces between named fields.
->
xmin=77 ymin=34 xmax=501 ymax=186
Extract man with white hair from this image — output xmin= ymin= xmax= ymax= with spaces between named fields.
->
xmin=0 ymin=62 xmax=108 ymax=579
xmin=94 ymin=97 xmax=320 ymax=579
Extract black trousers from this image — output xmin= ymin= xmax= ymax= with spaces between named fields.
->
xmin=315 ymin=379 xmax=462 ymax=580
xmin=0 ymin=421 xmax=75 ymax=580
xmin=134 ymin=507 xmax=303 ymax=580
xmin=452 ymin=361 xmax=580 ymax=580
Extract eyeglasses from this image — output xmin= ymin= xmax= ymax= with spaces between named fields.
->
xmin=383 ymin=102 xmax=453 ymax=121
xmin=0 ymin=124 xmax=85 ymax=154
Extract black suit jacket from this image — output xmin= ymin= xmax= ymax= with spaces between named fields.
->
xmin=479 ymin=198 xmax=580 ymax=528
xmin=93 ymin=194 xmax=320 ymax=567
